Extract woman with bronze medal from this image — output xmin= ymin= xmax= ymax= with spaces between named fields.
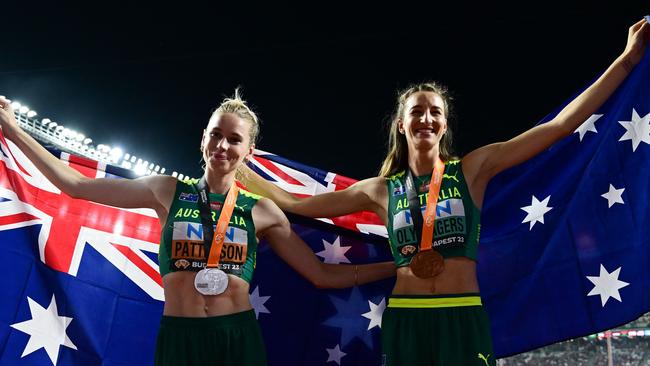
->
xmin=0 ymin=91 xmax=397 ymax=366
xmin=237 ymin=19 xmax=650 ymax=365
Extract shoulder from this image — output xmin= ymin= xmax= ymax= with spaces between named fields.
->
xmin=238 ymin=187 xmax=264 ymax=201
xmin=352 ymin=176 xmax=390 ymax=191
xmin=135 ymin=174 xmax=179 ymax=194
xmin=251 ymin=197 xmax=290 ymax=234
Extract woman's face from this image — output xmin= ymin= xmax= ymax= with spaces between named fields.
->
xmin=399 ymin=91 xmax=447 ymax=151
xmin=201 ymin=112 xmax=254 ymax=174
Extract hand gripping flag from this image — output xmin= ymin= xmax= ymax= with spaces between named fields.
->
xmin=479 ymin=50 xmax=650 ymax=357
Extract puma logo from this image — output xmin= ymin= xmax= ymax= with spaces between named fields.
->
xmin=443 ymin=170 xmax=459 ymax=183
xmin=477 ymin=353 xmax=491 ymax=366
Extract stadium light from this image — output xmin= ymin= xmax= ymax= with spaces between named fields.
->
xmin=178 ymin=174 xmax=184 ymax=180
xmin=154 ymin=165 xmax=160 ymax=172
xmin=134 ymin=164 xmax=147 ymax=176
xmin=83 ymin=138 xmax=92 ymax=145
xmin=124 ymin=153 xmax=131 ymax=160
xmin=172 ymin=171 xmax=178 ymax=177
xmin=41 ymin=118 xmax=51 ymax=125
xmin=160 ymin=168 xmax=166 ymax=174
xmin=19 ymin=106 xmax=29 ymax=114
xmin=130 ymin=156 xmax=137 ymax=163
xmin=11 ymin=102 xmax=21 ymax=110
xmin=27 ymin=110 xmax=37 ymax=118
xmin=75 ymin=133 xmax=85 ymax=142
xmin=47 ymin=122 xmax=58 ymax=129
xmin=110 ymin=147 xmax=124 ymax=161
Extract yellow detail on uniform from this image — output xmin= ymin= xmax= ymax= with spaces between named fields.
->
xmin=174 ymin=208 xmax=200 ymax=219
xmin=439 ymin=187 xmax=462 ymax=200
xmin=172 ymin=208 xmax=246 ymax=227
xmin=388 ymin=296 xmax=482 ymax=308
xmin=239 ymin=189 xmax=262 ymax=200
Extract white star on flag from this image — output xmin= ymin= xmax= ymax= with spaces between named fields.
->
xmin=618 ymin=108 xmax=650 ymax=151
xmin=601 ymin=184 xmax=625 ymax=208
xmin=362 ymin=297 xmax=386 ymax=330
xmin=317 ymin=236 xmax=352 ymax=264
xmin=520 ymin=195 xmax=553 ymax=230
xmin=249 ymin=286 xmax=271 ymax=319
xmin=587 ymin=264 xmax=629 ymax=307
xmin=574 ymin=114 xmax=602 ymax=141
xmin=326 ymin=344 xmax=347 ymax=365
xmin=10 ymin=295 xmax=77 ymax=366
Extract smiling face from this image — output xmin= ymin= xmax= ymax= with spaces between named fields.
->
xmin=398 ymin=91 xmax=448 ymax=151
xmin=201 ymin=112 xmax=254 ymax=175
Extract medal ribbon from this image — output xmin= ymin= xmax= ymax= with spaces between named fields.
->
xmin=405 ymin=158 xmax=445 ymax=252
xmin=196 ymin=177 xmax=240 ymax=269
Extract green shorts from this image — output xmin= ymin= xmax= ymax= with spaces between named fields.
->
xmin=381 ymin=293 xmax=495 ymax=366
xmin=154 ymin=309 xmax=267 ymax=366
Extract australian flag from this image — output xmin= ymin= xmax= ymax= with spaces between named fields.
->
xmin=479 ymin=49 xmax=650 ymax=358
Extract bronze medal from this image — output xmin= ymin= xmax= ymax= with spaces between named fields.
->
xmin=409 ymin=250 xmax=444 ymax=278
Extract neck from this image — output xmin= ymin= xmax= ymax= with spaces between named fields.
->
xmin=407 ymin=144 xmax=440 ymax=176
xmin=203 ymin=168 xmax=236 ymax=194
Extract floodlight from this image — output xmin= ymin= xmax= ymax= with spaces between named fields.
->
xmin=172 ymin=171 xmax=178 ymax=177
xmin=27 ymin=110 xmax=37 ymax=118
xmin=110 ymin=147 xmax=124 ymax=160
xmin=11 ymin=102 xmax=21 ymax=110
xmin=41 ymin=118 xmax=51 ymax=125
xmin=83 ymin=138 xmax=92 ymax=145
xmin=154 ymin=165 xmax=160 ymax=172
xmin=134 ymin=164 xmax=147 ymax=176
xmin=160 ymin=168 xmax=166 ymax=174
xmin=19 ymin=106 xmax=29 ymax=114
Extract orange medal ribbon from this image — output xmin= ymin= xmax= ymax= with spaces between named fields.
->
xmin=205 ymin=183 xmax=239 ymax=268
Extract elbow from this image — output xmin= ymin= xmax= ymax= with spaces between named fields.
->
xmin=307 ymin=264 xmax=332 ymax=289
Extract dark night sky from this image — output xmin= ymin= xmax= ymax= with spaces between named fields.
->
xmin=1 ymin=2 xmax=647 ymax=180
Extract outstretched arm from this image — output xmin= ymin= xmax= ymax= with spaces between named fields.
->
xmin=463 ymin=18 xmax=650 ymax=206
xmin=253 ymin=198 xmax=395 ymax=289
xmin=238 ymin=163 xmax=387 ymax=220
xmin=0 ymin=97 xmax=175 ymax=214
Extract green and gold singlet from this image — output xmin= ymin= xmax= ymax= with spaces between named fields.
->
xmin=158 ymin=179 xmax=261 ymax=282
xmin=386 ymin=160 xmax=481 ymax=267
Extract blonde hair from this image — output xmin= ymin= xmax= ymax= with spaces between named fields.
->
xmin=212 ymin=88 xmax=260 ymax=145
xmin=378 ymin=82 xmax=456 ymax=177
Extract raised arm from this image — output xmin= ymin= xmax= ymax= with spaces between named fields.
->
xmin=253 ymin=198 xmax=395 ymax=289
xmin=0 ymin=97 xmax=175 ymax=216
xmin=463 ymin=18 xmax=650 ymax=206
xmin=238 ymin=163 xmax=387 ymax=220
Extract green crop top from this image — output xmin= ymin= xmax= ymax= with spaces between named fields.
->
xmin=158 ymin=179 xmax=261 ymax=282
xmin=386 ymin=160 xmax=481 ymax=267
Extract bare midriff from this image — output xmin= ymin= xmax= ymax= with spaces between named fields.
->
xmin=162 ymin=271 xmax=252 ymax=317
xmin=392 ymin=257 xmax=478 ymax=295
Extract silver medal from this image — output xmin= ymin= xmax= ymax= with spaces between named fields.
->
xmin=194 ymin=268 xmax=229 ymax=295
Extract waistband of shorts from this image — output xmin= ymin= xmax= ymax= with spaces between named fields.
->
xmin=160 ymin=309 xmax=256 ymax=329
xmin=387 ymin=293 xmax=482 ymax=308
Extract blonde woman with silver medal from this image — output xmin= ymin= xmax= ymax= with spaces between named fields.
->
xmin=237 ymin=19 xmax=650 ymax=366
xmin=0 ymin=92 xmax=396 ymax=366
